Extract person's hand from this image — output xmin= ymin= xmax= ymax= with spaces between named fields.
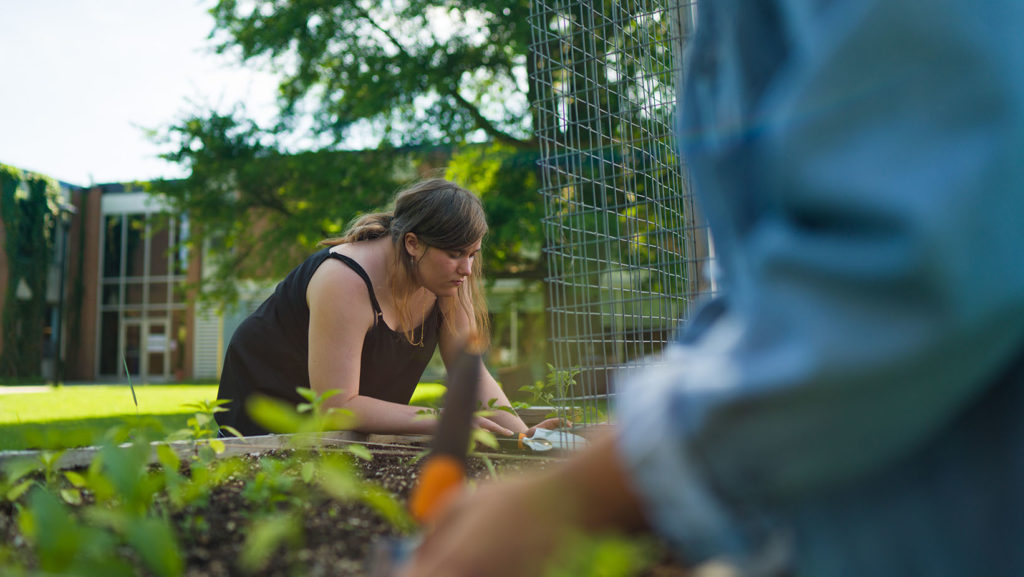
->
xmin=524 ymin=416 xmax=570 ymax=438
xmin=397 ymin=436 xmax=648 ymax=577
xmin=472 ymin=414 xmax=515 ymax=436
xmin=395 ymin=475 xmax=571 ymax=577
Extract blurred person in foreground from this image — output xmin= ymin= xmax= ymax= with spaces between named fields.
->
xmin=397 ymin=1 xmax=1024 ymax=576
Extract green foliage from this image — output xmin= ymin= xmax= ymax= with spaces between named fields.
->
xmin=472 ymin=398 xmax=505 ymax=454
xmin=206 ymin=0 xmax=534 ymax=148
xmin=239 ymin=511 xmax=303 ymax=572
xmin=446 ymin=142 xmax=544 ymax=277
xmin=153 ymin=112 xmax=406 ymax=307
xmin=18 ymin=488 xmax=136 ymax=577
xmin=153 ymin=0 xmax=549 ymax=311
xmin=0 ymin=406 xmax=661 ymax=576
xmin=247 ymin=386 xmax=357 ymax=439
xmin=0 ymin=164 xmax=62 ymax=380
xmin=1 ymin=414 xmax=177 ymax=452
xmin=545 ymin=531 xmax=662 ymax=577
xmin=242 ymin=456 xmax=303 ymax=514
xmin=167 ymin=398 xmax=241 ymax=461
xmin=0 ymin=385 xmax=221 ymax=451
xmin=519 ymin=363 xmax=580 ymax=408
xmin=0 ymin=395 xmax=427 ymax=576
xmin=7 ymin=435 xmax=187 ymax=577
xmin=295 ymin=386 xmax=340 ymax=418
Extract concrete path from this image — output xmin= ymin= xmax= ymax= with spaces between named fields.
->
xmin=0 ymin=385 xmax=53 ymax=394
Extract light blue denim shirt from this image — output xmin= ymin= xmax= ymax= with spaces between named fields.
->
xmin=616 ymin=1 xmax=1024 ymax=575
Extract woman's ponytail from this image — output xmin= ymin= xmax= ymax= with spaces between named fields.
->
xmin=320 ymin=212 xmax=394 ymax=246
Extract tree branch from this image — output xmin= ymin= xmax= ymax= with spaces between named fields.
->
xmin=346 ymin=0 xmax=531 ymax=147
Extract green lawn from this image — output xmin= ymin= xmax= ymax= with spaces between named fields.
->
xmin=0 ymin=383 xmax=448 ymax=452
xmin=0 ymin=385 xmax=219 ymax=451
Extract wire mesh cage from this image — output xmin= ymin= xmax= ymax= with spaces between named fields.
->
xmin=529 ymin=0 xmax=713 ymax=427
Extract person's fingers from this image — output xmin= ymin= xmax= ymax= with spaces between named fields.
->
xmin=473 ymin=415 xmax=514 ymax=436
xmin=537 ymin=417 xmax=569 ymax=429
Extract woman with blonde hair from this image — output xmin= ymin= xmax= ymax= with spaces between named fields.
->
xmin=216 ymin=178 xmax=551 ymax=437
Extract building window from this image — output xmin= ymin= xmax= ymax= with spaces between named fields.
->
xmin=98 ymin=211 xmax=188 ymax=380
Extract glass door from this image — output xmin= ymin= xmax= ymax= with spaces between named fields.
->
xmin=145 ymin=321 xmax=169 ymax=381
xmin=121 ymin=319 xmax=170 ymax=381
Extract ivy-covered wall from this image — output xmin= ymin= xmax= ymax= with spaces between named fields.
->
xmin=0 ymin=164 xmax=61 ymax=381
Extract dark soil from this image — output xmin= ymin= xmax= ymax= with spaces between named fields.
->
xmin=172 ymin=450 xmax=550 ymax=577
xmin=1 ymin=447 xmax=689 ymax=576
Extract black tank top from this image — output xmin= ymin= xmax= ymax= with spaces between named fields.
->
xmin=216 ymin=247 xmax=442 ymax=436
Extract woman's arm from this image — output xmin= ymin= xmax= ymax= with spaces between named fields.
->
xmin=306 ymin=259 xmax=436 ymax=435
xmin=438 ymin=299 xmax=529 ymax=436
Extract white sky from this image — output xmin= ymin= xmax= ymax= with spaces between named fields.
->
xmin=0 ymin=0 xmax=283 ymax=186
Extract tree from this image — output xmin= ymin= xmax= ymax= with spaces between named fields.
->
xmin=207 ymin=0 xmax=536 ymax=149
xmin=154 ymin=0 xmax=549 ymax=308
xmin=154 ymin=110 xmax=424 ymax=306
xmin=157 ymin=1 xmax=684 ymax=312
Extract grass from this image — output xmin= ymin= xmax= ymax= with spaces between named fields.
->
xmin=0 ymin=382 xmax=448 ymax=452
xmin=408 ymin=382 xmax=445 ymax=407
xmin=0 ymin=385 xmax=219 ymax=451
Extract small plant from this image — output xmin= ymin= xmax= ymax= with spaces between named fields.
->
xmin=518 ymin=363 xmax=580 ymax=409
xmin=9 ymin=432 xmax=187 ymax=577
xmin=241 ymin=456 xmax=304 ymax=515
xmin=0 ymin=450 xmax=83 ymax=505
xmin=246 ymin=387 xmax=357 ymax=440
xmin=167 ymin=398 xmax=240 ymax=463
xmin=515 ymin=364 xmax=589 ymax=424
xmin=176 ymin=398 xmax=240 ymax=439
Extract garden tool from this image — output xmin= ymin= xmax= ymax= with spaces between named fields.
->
xmin=368 ymin=338 xmax=482 ymax=576
xmin=517 ymin=426 xmax=589 ymax=452
xmin=407 ymin=338 xmax=481 ymax=523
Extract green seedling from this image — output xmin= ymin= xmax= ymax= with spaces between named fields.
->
xmin=13 ymin=437 xmax=186 ymax=577
xmin=17 ymin=487 xmax=136 ymax=577
xmin=519 ymin=364 xmax=580 ymax=413
xmin=242 ymin=456 xmax=304 ymax=514
xmin=166 ymin=398 xmax=241 ymax=462
xmin=247 ymin=387 xmax=356 ymax=437
xmin=239 ymin=511 xmax=303 ymax=572
xmin=1 ymin=450 xmax=74 ymax=504
xmin=315 ymin=452 xmax=415 ymax=533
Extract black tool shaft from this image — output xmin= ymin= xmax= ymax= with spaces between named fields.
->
xmin=431 ymin=347 xmax=481 ymax=462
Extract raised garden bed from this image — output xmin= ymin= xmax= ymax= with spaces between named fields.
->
xmin=0 ymin=433 xmax=688 ymax=576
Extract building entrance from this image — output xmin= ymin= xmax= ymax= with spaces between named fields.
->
xmin=121 ymin=319 xmax=170 ymax=381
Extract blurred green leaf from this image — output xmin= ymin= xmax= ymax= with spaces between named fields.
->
xmin=64 ymin=470 xmax=88 ymax=488
xmin=301 ymin=461 xmax=316 ymax=484
xmin=3 ymin=458 xmax=42 ymax=484
xmin=60 ymin=488 xmax=82 ymax=505
xmin=247 ymin=395 xmax=305 ymax=434
xmin=155 ymin=444 xmax=181 ymax=472
xmin=317 ymin=454 xmax=360 ymax=500
xmin=361 ymin=484 xmax=416 ymax=534
xmin=346 ymin=444 xmax=373 ymax=461
xmin=240 ymin=513 xmax=302 ymax=572
xmin=124 ymin=517 xmax=184 ymax=577
xmin=471 ymin=428 xmax=499 ymax=451
xmin=6 ymin=479 xmax=34 ymax=502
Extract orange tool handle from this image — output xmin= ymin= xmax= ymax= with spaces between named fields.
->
xmin=408 ymin=454 xmax=465 ymax=524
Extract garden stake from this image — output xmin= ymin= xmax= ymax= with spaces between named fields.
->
xmin=369 ymin=339 xmax=482 ymax=576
